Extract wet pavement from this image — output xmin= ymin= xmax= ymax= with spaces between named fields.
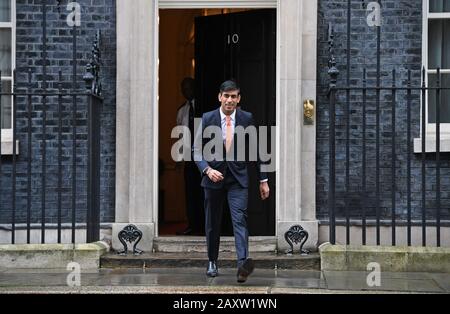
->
xmin=0 ymin=267 xmax=448 ymax=294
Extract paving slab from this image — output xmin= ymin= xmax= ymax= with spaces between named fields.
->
xmin=101 ymin=252 xmax=320 ymax=270
xmin=82 ymin=272 xmax=215 ymax=287
xmin=2 ymin=268 xmax=101 ymax=274
xmin=0 ymin=273 xmax=69 ymax=287
xmin=0 ymin=285 xmax=423 ymax=294
xmin=0 ymin=267 xmax=447 ymax=294
xmin=379 ymin=272 xmax=434 ymax=280
xmin=83 ymin=273 xmax=160 ymax=286
xmin=273 ymin=277 xmax=326 ymax=289
xmin=269 ymin=287 xmax=411 ymax=294
xmin=0 ymin=285 xmax=271 ymax=294
xmin=143 ymin=267 xmax=208 ymax=275
xmin=323 ymin=271 xmax=445 ymax=293
xmin=150 ymin=274 xmax=215 ymax=287
xmin=210 ymin=274 xmax=276 ymax=287
xmin=274 ymin=269 xmax=324 ymax=279
xmin=322 ymin=270 xmax=435 ymax=282
xmin=429 ymin=273 xmax=450 ymax=292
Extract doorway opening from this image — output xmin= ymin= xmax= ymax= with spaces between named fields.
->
xmin=158 ymin=8 xmax=276 ymax=237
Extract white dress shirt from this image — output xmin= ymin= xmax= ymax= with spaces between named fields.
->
xmin=176 ymin=99 xmax=195 ymax=127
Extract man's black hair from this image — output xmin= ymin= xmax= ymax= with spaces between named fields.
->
xmin=219 ymin=80 xmax=240 ymax=94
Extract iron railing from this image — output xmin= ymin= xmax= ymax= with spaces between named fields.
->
xmin=0 ymin=69 xmax=102 ymax=244
xmin=0 ymin=0 xmax=102 ymax=244
xmin=327 ymin=24 xmax=449 ymax=247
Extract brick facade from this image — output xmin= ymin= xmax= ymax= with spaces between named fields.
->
xmin=316 ymin=0 xmax=450 ymax=220
xmin=0 ymin=0 xmax=116 ymax=224
xmin=2 ymin=0 xmax=448 ymax=227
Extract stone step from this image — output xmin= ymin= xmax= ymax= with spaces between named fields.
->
xmin=152 ymin=236 xmax=277 ymax=253
xmin=100 ymin=252 xmax=320 ymax=270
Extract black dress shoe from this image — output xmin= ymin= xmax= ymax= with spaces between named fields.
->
xmin=237 ymin=258 xmax=254 ymax=283
xmin=176 ymin=227 xmax=193 ymax=235
xmin=206 ymin=261 xmax=218 ymax=277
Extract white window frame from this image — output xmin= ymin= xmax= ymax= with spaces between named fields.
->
xmin=0 ymin=0 xmax=15 ymax=142
xmin=422 ymin=0 xmax=450 ymax=135
xmin=416 ymin=0 xmax=450 ymax=152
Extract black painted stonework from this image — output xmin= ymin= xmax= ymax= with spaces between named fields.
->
xmin=0 ymin=0 xmax=116 ymax=224
xmin=317 ymin=0 xmax=450 ymax=221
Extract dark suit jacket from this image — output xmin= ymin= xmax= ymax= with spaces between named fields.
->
xmin=193 ymin=108 xmax=268 ymax=189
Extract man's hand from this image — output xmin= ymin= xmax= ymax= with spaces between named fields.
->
xmin=207 ymin=169 xmax=224 ymax=183
xmin=259 ymin=182 xmax=270 ymax=200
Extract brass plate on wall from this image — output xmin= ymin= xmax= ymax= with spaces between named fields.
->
xmin=303 ymin=99 xmax=314 ymax=125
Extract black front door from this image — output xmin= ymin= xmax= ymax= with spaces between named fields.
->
xmin=195 ymin=9 xmax=276 ymax=236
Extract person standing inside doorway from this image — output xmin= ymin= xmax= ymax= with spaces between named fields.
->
xmin=176 ymin=77 xmax=204 ymax=236
xmin=193 ymin=80 xmax=270 ymax=283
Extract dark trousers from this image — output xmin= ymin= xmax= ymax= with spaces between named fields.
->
xmin=184 ymin=161 xmax=204 ymax=232
xmin=204 ymin=172 xmax=249 ymax=268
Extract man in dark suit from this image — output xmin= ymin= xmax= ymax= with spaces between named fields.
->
xmin=193 ymin=80 xmax=270 ymax=283
xmin=176 ymin=77 xmax=204 ymax=236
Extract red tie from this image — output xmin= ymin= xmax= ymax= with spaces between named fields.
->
xmin=225 ymin=116 xmax=232 ymax=152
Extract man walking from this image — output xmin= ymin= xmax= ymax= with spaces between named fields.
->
xmin=193 ymin=80 xmax=270 ymax=283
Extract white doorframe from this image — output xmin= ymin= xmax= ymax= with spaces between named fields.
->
xmin=114 ymin=0 xmax=319 ymax=252
xmin=154 ymin=0 xmax=281 ymax=237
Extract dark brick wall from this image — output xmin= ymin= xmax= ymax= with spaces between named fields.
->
xmin=3 ymin=0 xmax=447 ymax=227
xmin=0 ymin=0 xmax=116 ymax=224
xmin=317 ymin=0 xmax=450 ymax=220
